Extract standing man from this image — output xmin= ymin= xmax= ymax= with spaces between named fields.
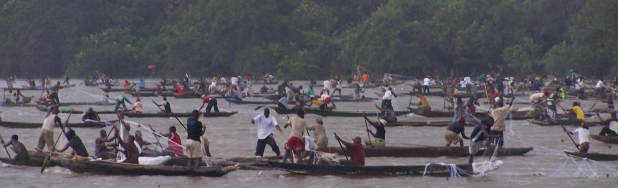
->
xmin=62 ymin=75 xmax=70 ymax=86
xmin=114 ymin=95 xmax=132 ymax=112
xmin=2 ymin=135 xmax=29 ymax=160
xmin=36 ymin=108 xmax=64 ymax=152
xmin=334 ymin=135 xmax=365 ymax=166
xmin=381 ymin=87 xmax=397 ymax=111
xmin=322 ymin=79 xmax=331 ymax=95
xmin=199 ymin=95 xmax=219 ymax=113
xmin=282 ymin=110 xmax=308 ymax=163
xmin=423 ymin=76 xmax=431 ymax=93
xmin=362 ymin=73 xmax=370 ymax=85
xmin=251 ymin=108 xmax=283 ymax=157
xmin=186 ymin=110 xmax=204 ymax=169
xmin=564 ymin=123 xmax=591 ymax=153
xmin=490 ymin=96 xmax=515 ymax=149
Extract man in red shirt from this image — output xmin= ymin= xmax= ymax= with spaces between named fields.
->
xmin=334 ymin=135 xmax=365 ymax=166
xmin=173 ymin=83 xmax=183 ymax=95
xmin=198 ymin=95 xmax=219 ymax=113
xmin=159 ymin=126 xmax=183 ymax=157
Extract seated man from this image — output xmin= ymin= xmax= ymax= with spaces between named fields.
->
xmin=82 ymin=108 xmax=100 ymax=122
xmin=131 ymin=97 xmax=143 ymax=113
xmin=334 ymin=135 xmax=364 ymax=166
xmin=95 ymin=129 xmax=116 ymax=159
xmin=159 ymin=126 xmax=183 ymax=157
xmin=114 ymin=128 xmax=139 ymax=164
xmin=57 ymin=129 xmax=89 ymax=157
xmin=373 ymin=102 xmax=397 ymax=123
xmin=411 ymin=94 xmax=431 ymax=111
xmin=598 ymin=112 xmax=618 ymax=136
xmin=362 ymin=113 xmax=386 ymax=147
xmin=155 ymin=97 xmax=172 ymax=113
xmin=2 ymin=135 xmax=29 ymax=160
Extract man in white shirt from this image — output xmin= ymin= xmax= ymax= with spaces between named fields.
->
xmin=564 ymin=123 xmax=590 ymax=153
xmin=381 ymin=87 xmax=397 ymax=110
xmin=251 ymin=108 xmax=283 ymax=157
xmin=423 ymin=76 xmax=431 ymax=93
xmin=231 ymin=76 xmax=239 ymax=90
xmin=322 ymin=79 xmax=331 ymax=95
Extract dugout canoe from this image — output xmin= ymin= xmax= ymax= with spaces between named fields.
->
xmin=304 ymin=108 xmax=410 ymax=117
xmin=36 ymin=102 xmax=115 ymax=106
xmin=590 ymin=135 xmax=618 ymax=144
xmin=101 ymin=87 xmax=169 ymax=92
xmin=0 ymin=151 xmax=69 ymax=167
xmin=316 ymin=146 xmax=533 ymax=157
xmin=407 ymin=107 xmax=531 ymax=120
xmin=129 ymin=92 xmax=174 ymax=97
xmin=60 ymin=159 xmax=238 ymax=177
xmin=123 ymin=111 xmax=237 ymax=118
xmin=563 ymin=151 xmax=618 ymax=161
xmin=161 ymin=156 xmax=280 ymax=170
xmin=224 ymin=98 xmax=295 ymax=105
xmin=0 ymin=120 xmax=114 ymax=128
xmin=384 ymin=121 xmax=476 ymax=127
xmin=526 ymin=119 xmax=599 ymax=126
xmin=173 ymin=93 xmax=207 ymax=99
xmin=0 ymin=102 xmax=38 ymax=107
xmin=271 ymin=106 xmax=303 ymax=114
xmin=267 ymin=161 xmax=473 ymax=176
xmin=254 ymin=80 xmax=280 ymax=85
xmin=35 ymin=105 xmax=117 ymax=114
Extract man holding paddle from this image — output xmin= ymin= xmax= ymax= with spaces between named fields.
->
xmin=199 ymin=95 xmax=219 ymax=113
xmin=334 ymin=135 xmax=365 ymax=166
xmin=2 ymin=135 xmax=29 ymax=160
xmin=564 ymin=123 xmax=591 ymax=153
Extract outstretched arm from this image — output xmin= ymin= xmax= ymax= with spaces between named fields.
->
xmin=373 ymin=103 xmax=386 ymax=112
xmin=335 ymin=135 xmax=351 ymax=147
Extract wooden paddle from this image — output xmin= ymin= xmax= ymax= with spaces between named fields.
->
xmin=561 ymin=125 xmax=579 ymax=150
xmin=333 ymin=133 xmax=349 ymax=161
xmin=362 ymin=114 xmax=371 ymax=140
xmin=41 ymin=112 xmax=72 ymax=173
xmin=148 ymin=124 xmax=164 ymax=151
xmin=152 ymin=99 xmax=188 ymax=131
xmin=0 ymin=134 xmax=11 ymax=159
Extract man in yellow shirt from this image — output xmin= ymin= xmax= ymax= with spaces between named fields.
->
xmin=570 ymin=102 xmax=585 ymax=121
xmin=410 ymin=94 xmax=431 ymax=111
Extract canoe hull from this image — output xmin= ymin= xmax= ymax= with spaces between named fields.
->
xmin=304 ymin=108 xmax=409 ymax=117
xmin=267 ymin=161 xmax=473 ymax=176
xmin=0 ymin=121 xmax=111 ymax=128
xmin=317 ymin=146 xmax=533 ymax=157
xmin=123 ymin=111 xmax=237 ymax=118
xmin=564 ymin=151 xmax=618 ymax=161
xmin=0 ymin=151 xmax=68 ymax=167
xmin=61 ymin=159 xmax=234 ymax=176
xmin=590 ymin=135 xmax=618 ymax=144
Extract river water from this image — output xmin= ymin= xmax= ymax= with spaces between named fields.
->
xmin=0 ymin=79 xmax=616 ymax=188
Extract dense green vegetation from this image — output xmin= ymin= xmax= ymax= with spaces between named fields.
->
xmin=0 ymin=0 xmax=616 ymax=79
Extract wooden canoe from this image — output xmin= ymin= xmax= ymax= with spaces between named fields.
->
xmin=60 ymin=159 xmax=237 ymax=176
xmin=123 ymin=111 xmax=237 ymax=118
xmin=526 ymin=119 xmax=599 ymax=126
xmin=304 ymin=108 xmax=409 ymax=117
xmin=0 ymin=120 xmax=114 ymax=128
xmin=384 ymin=121 xmax=473 ymax=127
xmin=267 ymin=161 xmax=473 ymax=176
xmin=129 ymin=92 xmax=174 ymax=97
xmin=36 ymin=105 xmax=117 ymax=114
xmin=590 ymin=135 xmax=618 ymax=144
xmin=0 ymin=102 xmax=38 ymax=107
xmin=101 ymin=87 xmax=169 ymax=92
xmin=316 ymin=146 xmax=533 ymax=157
xmin=36 ymin=102 xmax=115 ymax=106
xmin=224 ymin=98 xmax=295 ymax=105
xmin=0 ymin=151 xmax=69 ymax=167
xmin=162 ymin=156 xmax=281 ymax=170
xmin=407 ymin=107 xmax=532 ymax=120
xmin=173 ymin=93 xmax=206 ymax=99
xmin=271 ymin=107 xmax=303 ymax=115
xmin=564 ymin=151 xmax=618 ymax=161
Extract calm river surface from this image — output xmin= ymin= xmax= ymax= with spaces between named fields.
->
xmin=1 ymin=79 xmax=616 ymax=188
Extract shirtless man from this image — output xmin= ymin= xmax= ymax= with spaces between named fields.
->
xmin=2 ymin=135 xmax=29 ymax=160
xmin=95 ymin=129 xmax=116 ymax=159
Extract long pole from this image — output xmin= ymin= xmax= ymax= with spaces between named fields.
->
xmin=148 ymin=124 xmax=164 ymax=151
xmin=152 ymin=99 xmax=186 ymax=131
xmin=363 ymin=117 xmax=370 ymax=140
xmin=333 ymin=133 xmax=349 ymax=161
xmin=0 ymin=135 xmax=11 ymax=159
xmin=562 ymin=125 xmax=579 ymax=150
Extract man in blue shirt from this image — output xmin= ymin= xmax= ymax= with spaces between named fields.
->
xmin=469 ymin=117 xmax=499 ymax=164
xmin=186 ymin=110 xmax=204 ymax=169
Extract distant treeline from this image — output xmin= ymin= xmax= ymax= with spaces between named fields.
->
xmin=0 ymin=0 xmax=616 ymax=80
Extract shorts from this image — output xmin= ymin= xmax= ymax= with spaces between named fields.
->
xmin=285 ymin=137 xmax=305 ymax=152
xmin=444 ymin=130 xmax=462 ymax=144
xmin=322 ymin=97 xmax=332 ymax=105
xmin=469 ymin=140 xmax=489 ymax=154
xmin=185 ymin=139 xmax=204 ymax=158
xmin=579 ymin=142 xmax=589 ymax=153
xmin=489 ymin=130 xmax=504 ymax=146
